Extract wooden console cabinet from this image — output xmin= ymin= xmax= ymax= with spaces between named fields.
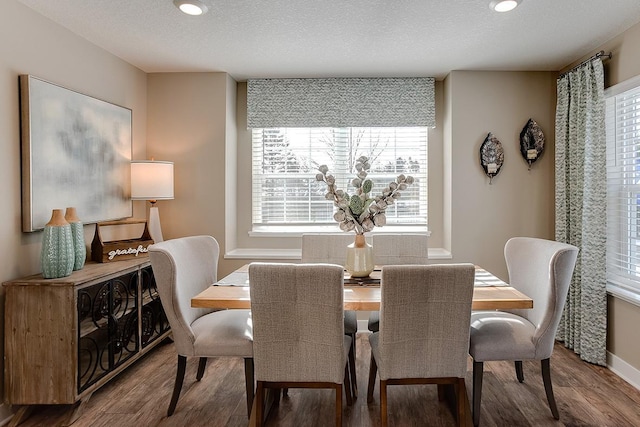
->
xmin=3 ymin=258 xmax=170 ymax=423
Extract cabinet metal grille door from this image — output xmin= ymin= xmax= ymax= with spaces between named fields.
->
xmin=140 ymin=266 xmax=170 ymax=348
xmin=77 ymin=270 xmax=139 ymax=393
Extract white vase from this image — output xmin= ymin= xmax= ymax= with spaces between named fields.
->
xmin=345 ymin=234 xmax=374 ymax=278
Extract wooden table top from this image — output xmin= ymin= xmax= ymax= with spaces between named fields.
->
xmin=191 ymin=265 xmax=533 ymax=311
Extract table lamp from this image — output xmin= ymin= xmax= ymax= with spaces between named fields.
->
xmin=130 ymin=160 xmax=174 ymax=243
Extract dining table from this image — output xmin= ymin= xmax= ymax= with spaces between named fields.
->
xmin=191 ymin=264 xmax=533 ymax=311
xmin=190 ymin=264 xmax=532 ymax=427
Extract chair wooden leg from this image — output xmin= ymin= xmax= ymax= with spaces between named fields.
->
xmin=244 ymin=358 xmax=255 ymax=418
xmin=456 ymin=377 xmax=466 ymax=427
xmin=348 ymin=337 xmax=358 ymax=398
xmin=255 ymin=381 xmax=265 ymax=427
xmin=335 ymin=383 xmax=343 ymax=427
xmin=380 ymin=379 xmax=388 ymax=427
xmin=344 ymin=362 xmax=353 ymax=406
xmin=196 ymin=357 xmax=207 ymax=381
xmin=541 ymin=358 xmax=560 ymax=420
xmin=472 ymin=360 xmax=483 ymax=427
xmin=168 ymin=355 xmax=187 ymax=416
xmin=515 ymin=360 xmax=524 ymax=383
xmin=367 ymin=352 xmax=377 ymax=403
xmin=350 ymin=332 xmax=358 ymax=397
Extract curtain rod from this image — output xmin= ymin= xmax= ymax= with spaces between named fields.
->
xmin=559 ymin=50 xmax=612 ymax=78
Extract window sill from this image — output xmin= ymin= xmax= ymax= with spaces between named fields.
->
xmin=224 ymin=248 xmax=301 ymax=260
xmin=224 ymin=247 xmax=451 ymax=260
xmin=607 ymin=282 xmax=640 ymax=308
xmin=248 ymin=225 xmax=431 ymax=238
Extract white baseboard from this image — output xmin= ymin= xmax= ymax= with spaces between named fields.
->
xmin=607 ymin=351 xmax=640 ymax=391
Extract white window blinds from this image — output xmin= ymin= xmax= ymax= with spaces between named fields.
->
xmin=606 ymin=77 xmax=640 ymax=295
xmin=252 ymin=127 xmax=428 ymax=228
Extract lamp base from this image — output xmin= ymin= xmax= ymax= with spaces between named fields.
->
xmin=148 ymin=206 xmax=164 ymax=243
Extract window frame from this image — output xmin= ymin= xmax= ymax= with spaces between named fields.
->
xmin=605 ymin=75 xmax=640 ymax=306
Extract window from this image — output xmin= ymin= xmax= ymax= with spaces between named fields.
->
xmin=251 ymin=127 xmax=428 ymax=231
xmin=606 ymin=76 xmax=640 ymax=300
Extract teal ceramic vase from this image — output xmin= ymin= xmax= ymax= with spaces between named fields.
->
xmin=41 ymin=209 xmax=75 ymax=279
xmin=65 ymin=207 xmax=86 ymax=271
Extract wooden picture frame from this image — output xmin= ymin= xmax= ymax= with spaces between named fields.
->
xmin=20 ymin=75 xmax=132 ymax=232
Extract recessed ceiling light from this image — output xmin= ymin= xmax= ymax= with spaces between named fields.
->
xmin=173 ymin=0 xmax=209 ymax=16
xmin=489 ymin=0 xmax=521 ymax=12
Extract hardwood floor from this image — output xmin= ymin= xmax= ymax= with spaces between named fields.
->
xmin=17 ymin=334 xmax=640 ymax=427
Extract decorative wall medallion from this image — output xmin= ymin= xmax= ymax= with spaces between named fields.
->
xmin=480 ymin=132 xmax=504 ymax=184
xmin=519 ymin=118 xmax=545 ymax=170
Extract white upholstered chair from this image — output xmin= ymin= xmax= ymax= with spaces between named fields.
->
xmin=367 ymin=233 xmax=429 ymax=333
xmin=367 ymin=264 xmax=475 ymax=427
xmin=301 ymin=233 xmax=360 ymax=395
xmin=248 ymin=262 xmax=353 ymax=427
xmin=469 ymin=237 xmax=578 ymax=426
xmin=149 ymin=235 xmax=254 ymax=417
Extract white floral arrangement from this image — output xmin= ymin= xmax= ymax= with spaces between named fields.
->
xmin=316 ymin=156 xmax=414 ymax=235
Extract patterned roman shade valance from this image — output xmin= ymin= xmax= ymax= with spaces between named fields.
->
xmin=247 ymin=77 xmax=435 ymax=128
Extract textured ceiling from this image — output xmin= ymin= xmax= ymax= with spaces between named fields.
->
xmin=16 ymin=0 xmax=640 ymax=80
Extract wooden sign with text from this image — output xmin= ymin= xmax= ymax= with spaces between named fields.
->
xmin=91 ymin=219 xmax=154 ymax=263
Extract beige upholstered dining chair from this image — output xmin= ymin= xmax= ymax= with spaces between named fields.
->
xmin=301 ymin=233 xmax=359 ymax=395
xmin=149 ymin=235 xmax=254 ymax=417
xmin=248 ymin=262 xmax=353 ymax=427
xmin=367 ymin=233 xmax=429 ymax=333
xmin=468 ymin=237 xmax=578 ymax=426
xmin=371 ymin=233 xmax=429 ymax=266
xmin=367 ymin=264 xmax=475 ymax=427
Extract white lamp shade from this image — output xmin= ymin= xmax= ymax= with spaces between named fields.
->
xmin=131 ymin=161 xmax=174 ymax=200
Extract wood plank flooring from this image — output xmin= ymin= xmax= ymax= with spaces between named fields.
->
xmin=15 ymin=334 xmax=640 ymax=427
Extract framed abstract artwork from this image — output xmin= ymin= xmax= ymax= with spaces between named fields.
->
xmin=20 ymin=75 xmax=132 ymax=232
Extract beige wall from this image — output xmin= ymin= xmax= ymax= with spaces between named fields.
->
xmin=146 ymin=73 xmax=248 ymax=276
xmin=602 ymin=21 xmax=640 ymax=88
xmin=146 ymin=73 xmax=231 ymax=244
xmin=445 ymin=71 xmax=557 ymax=279
xmin=608 ymin=295 xmax=640 ymax=369
xmin=428 ymin=81 xmax=445 ymax=249
xmin=0 ymin=0 xmax=148 ymax=412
